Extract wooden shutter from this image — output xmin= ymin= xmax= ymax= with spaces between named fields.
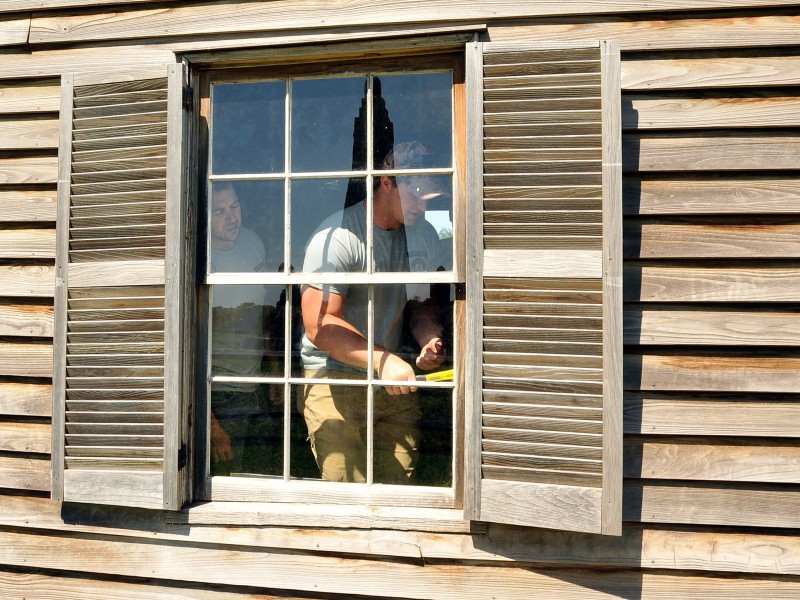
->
xmin=465 ymin=41 xmax=622 ymax=534
xmin=52 ymin=65 xmax=191 ymax=510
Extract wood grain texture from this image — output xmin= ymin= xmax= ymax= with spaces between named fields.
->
xmin=490 ymin=13 xmax=800 ymax=52
xmin=624 ymin=264 xmax=800 ymax=302
xmin=0 ymin=156 xmax=58 ymax=184
xmin=0 ymin=455 xmax=49 ymax=491
xmin=0 ymin=301 xmax=53 ymax=337
xmin=626 ymin=481 xmax=800 ymax=528
xmin=0 ymin=421 xmax=50 ymax=454
xmin=0 ymin=228 xmax=55 ymax=259
xmin=625 ymin=351 xmax=800 ymax=393
xmin=624 ymin=438 xmax=800 ymax=483
xmin=622 ymin=53 xmax=800 ymax=90
xmin=625 ymin=393 xmax=800 ymax=437
xmin=624 ymin=176 xmax=800 ymax=215
xmin=0 ymin=116 xmax=60 ymax=149
xmin=0 ymin=382 xmax=51 ymax=417
xmin=0 ymin=80 xmax=60 ymax=113
xmin=0 ymin=341 xmax=52 ymax=377
xmin=0 ymin=265 xmax=54 ymax=297
xmin=26 ymin=1 xmax=800 ymax=45
xmin=624 ymin=94 xmax=800 ymax=130
xmin=625 ymin=306 xmax=800 ymax=345
xmin=0 ymin=189 xmax=57 ymax=222
xmin=625 ymin=132 xmax=800 ymax=172
xmin=624 ymin=219 xmax=800 ymax=259
xmin=0 ymin=15 xmax=30 ymax=46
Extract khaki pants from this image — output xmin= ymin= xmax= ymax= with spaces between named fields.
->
xmin=300 ymin=369 xmax=420 ymax=484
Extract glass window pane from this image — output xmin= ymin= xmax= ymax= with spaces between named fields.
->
xmin=210 ymin=284 xmax=285 ymax=378
xmin=291 ymin=77 xmax=367 ymax=173
xmin=372 ymin=173 xmax=452 ymax=273
xmin=211 ymin=81 xmax=285 ymax=175
xmin=208 ymin=180 xmax=284 ymax=274
xmin=210 ymin=382 xmax=283 ymax=477
xmin=293 ymin=178 xmax=366 ymax=274
xmin=293 ymin=381 xmax=368 ymax=483
xmin=412 ymin=387 xmax=453 ymax=487
xmin=376 ymin=72 xmax=452 ymax=169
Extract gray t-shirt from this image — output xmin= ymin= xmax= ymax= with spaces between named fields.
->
xmin=210 ymin=227 xmax=268 ymax=388
xmin=301 ymin=201 xmax=442 ymax=372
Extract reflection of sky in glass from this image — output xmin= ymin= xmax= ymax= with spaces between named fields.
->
xmin=291 ymin=77 xmax=366 ymax=173
xmin=211 ymin=81 xmax=285 ymax=175
xmin=378 ymin=72 xmax=452 ymax=169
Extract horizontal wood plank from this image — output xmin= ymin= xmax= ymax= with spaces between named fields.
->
xmin=0 ymin=265 xmax=54 ymax=297
xmin=622 ymin=54 xmax=800 ymax=90
xmin=624 ymin=393 xmax=800 ymax=437
xmin=624 ymin=264 xmax=800 ymax=302
xmin=625 ymin=133 xmax=800 ymax=172
xmin=1 ymin=0 xmax=174 ymax=11
xmin=0 ymin=454 xmax=49 ymax=491
xmin=490 ymin=13 xmax=800 ymax=52
xmin=0 ymin=15 xmax=29 ymax=46
xmin=0 ymin=302 xmax=53 ymax=337
xmin=625 ymin=219 xmax=800 ymax=258
xmin=0 ymin=117 xmax=59 ymax=149
xmin=0 ymin=156 xmax=58 ymax=184
xmin=624 ymin=94 xmax=800 ymax=130
xmin=0 ymin=382 xmax=51 ymax=417
xmin=0 ymin=341 xmax=52 ymax=377
xmin=625 ymin=352 xmax=800 ymax=393
xmin=0 ymin=228 xmax=55 ymax=259
xmin=0 ymin=421 xmax=50 ymax=454
xmin=27 ymin=1 xmax=800 ymax=44
xmin=626 ymin=481 xmax=800 ymax=529
xmin=0 ymin=189 xmax=57 ymax=222
xmin=0 ymin=80 xmax=60 ymax=113
xmin=624 ymin=306 xmax=800 ymax=345
xmin=624 ymin=176 xmax=800 ymax=215
xmin=624 ymin=438 xmax=800 ymax=483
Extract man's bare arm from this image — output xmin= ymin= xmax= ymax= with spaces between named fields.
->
xmin=301 ymin=285 xmax=418 ymax=395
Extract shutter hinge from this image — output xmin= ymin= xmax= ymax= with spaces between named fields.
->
xmin=182 ymin=86 xmax=193 ymax=111
xmin=178 ymin=443 xmax=188 ymax=470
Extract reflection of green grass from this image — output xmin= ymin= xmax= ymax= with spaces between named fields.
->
xmin=414 ymin=387 xmax=453 ymax=487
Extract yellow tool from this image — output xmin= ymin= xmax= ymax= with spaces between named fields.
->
xmin=416 ymin=368 xmax=454 ymax=382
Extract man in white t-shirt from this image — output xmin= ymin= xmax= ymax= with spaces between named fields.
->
xmin=300 ymin=142 xmax=448 ymax=484
xmin=208 ymin=182 xmax=273 ymax=474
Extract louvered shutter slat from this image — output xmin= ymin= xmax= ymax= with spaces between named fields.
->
xmin=466 ymin=41 xmax=622 ymax=535
xmin=52 ymin=66 xmax=189 ymax=510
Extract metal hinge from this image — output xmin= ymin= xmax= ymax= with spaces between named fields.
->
xmin=182 ymin=86 xmax=193 ymax=111
xmin=178 ymin=443 xmax=188 ymax=470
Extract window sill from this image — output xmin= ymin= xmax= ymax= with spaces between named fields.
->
xmin=168 ymin=501 xmax=484 ymax=534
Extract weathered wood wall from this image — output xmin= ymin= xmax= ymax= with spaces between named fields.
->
xmin=0 ymin=1 xmax=799 ymax=598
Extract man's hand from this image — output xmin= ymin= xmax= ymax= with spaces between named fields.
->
xmin=416 ymin=337 xmax=446 ymax=371
xmin=210 ymin=415 xmax=233 ymax=463
xmin=377 ymin=352 xmax=418 ymax=396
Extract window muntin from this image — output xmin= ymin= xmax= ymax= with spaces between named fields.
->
xmin=202 ymin=62 xmax=461 ymax=503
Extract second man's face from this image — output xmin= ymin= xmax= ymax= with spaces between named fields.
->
xmin=210 ymin=187 xmax=242 ymax=250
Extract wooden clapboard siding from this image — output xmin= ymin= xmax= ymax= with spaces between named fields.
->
xmin=622 ymin=53 xmax=800 ymax=90
xmin=26 ymin=1 xmax=800 ymax=45
xmin=0 ymin=190 xmax=57 ymax=221
xmin=0 ymin=15 xmax=29 ymax=46
xmin=4 ymin=0 xmax=178 ymax=12
xmin=0 ymin=302 xmax=53 ymax=337
xmin=0 ymin=455 xmax=49 ymax=491
xmin=625 ymin=393 xmax=800 ymax=437
xmin=0 ymin=382 xmax=51 ymax=417
xmin=490 ymin=12 xmax=800 ymax=51
xmin=0 ymin=342 xmax=52 ymax=378
xmin=0 ymin=228 xmax=56 ymax=259
xmin=0 ymin=266 xmax=54 ymax=297
xmin=0 ymin=80 xmax=60 ymax=113
xmin=0 ymin=116 xmax=59 ymax=150
xmin=0 ymin=156 xmax=58 ymax=184
xmin=624 ymin=132 xmax=800 ymax=172
xmin=624 ymin=306 xmax=800 ymax=345
xmin=2 ymin=527 xmax=800 ymax=600
xmin=0 ymin=421 xmax=50 ymax=454
xmin=624 ymin=176 xmax=800 ymax=215
xmin=624 ymin=437 xmax=800 ymax=483
xmin=623 ymin=94 xmax=800 ymax=130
